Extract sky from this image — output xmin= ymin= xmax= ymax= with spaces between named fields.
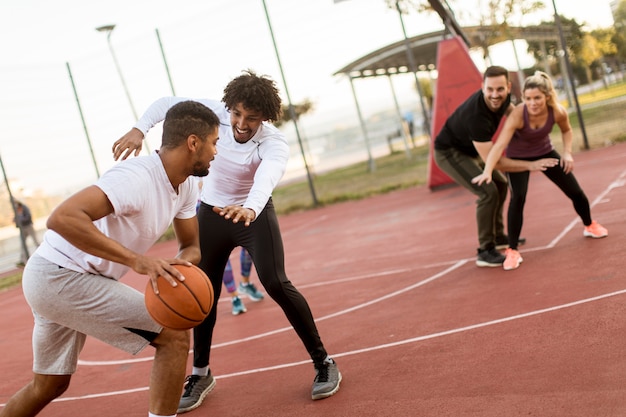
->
xmin=0 ymin=0 xmax=616 ymax=197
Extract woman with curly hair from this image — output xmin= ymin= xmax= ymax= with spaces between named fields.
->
xmin=473 ymin=71 xmax=608 ymax=271
xmin=113 ymin=70 xmax=341 ymax=414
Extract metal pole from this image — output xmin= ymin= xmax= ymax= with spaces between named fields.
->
xmin=260 ymin=0 xmax=318 ymax=206
xmin=156 ymin=28 xmax=176 ymax=95
xmin=348 ymin=76 xmax=376 ymax=172
xmin=395 ymin=1 xmax=432 ymax=139
xmin=551 ymin=0 xmax=589 ymax=149
xmin=96 ymin=25 xmax=151 ymax=154
xmin=387 ymin=75 xmax=412 ymax=159
xmin=0 ymin=153 xmax=29 ymax=262
xmin=66 ymin=62 xmax=101 ymax=178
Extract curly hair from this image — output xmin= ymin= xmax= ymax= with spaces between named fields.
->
xmin=222 ymin=69 xmax=283 ymax=122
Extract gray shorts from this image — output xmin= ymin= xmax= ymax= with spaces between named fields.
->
xmin=22 ymin=254 xmax=162 ymax=375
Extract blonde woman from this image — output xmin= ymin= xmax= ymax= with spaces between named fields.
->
xmin=472 ymin=71 xmax=607 ymax=270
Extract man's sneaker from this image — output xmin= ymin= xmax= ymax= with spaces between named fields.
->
xmin=231 ymin=296 xmax=247 ymax=315
xmin=495 ymin=236 xmax=526 ymax=250
xmin=583 ymin=221 xmax=608 ymax=238
xmin=476 ymin=248 xmax=506 ymax=267
xmin=238 ymin=282 xmax=264 ymax=302
xmin=177 ymin=374 xmax=216 ymax=414
xmin=503 ymin=248 xmax=523 ymax=271
xmin=311 ymin=358 xmax=342 ymax=400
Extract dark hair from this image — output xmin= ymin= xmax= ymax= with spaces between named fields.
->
xmin=222 ymin=69 xmax=282 ymax=122
xmin=161 ymin=101 xmax=220 ymax=148
xmin=483 ymin=66 xmax=509 ymax=81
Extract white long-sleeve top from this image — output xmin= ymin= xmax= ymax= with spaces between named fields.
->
xmin=134 ymin=97 xmax=289 ymax=217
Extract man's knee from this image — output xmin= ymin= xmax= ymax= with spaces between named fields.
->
xmin=152 ymin=328 xmax=190 ymax=352
xmin=33 ymin=374 xmax=72 ymax=401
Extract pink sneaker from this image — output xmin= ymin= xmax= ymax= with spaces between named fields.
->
xmin=503 ymin=248 xmax=523 ymax=271
xmin=583 ymin=221 xmax=608 ymax=238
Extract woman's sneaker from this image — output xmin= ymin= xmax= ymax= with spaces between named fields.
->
xmin=238 ymin=282 xmax=265 ymax=302
xmin=583 ymin=221 xmax=608 ymax=238
xmin=503 ymin=248 xmax=523 ymax=271
xmin=231 ymin=296 xmax=247 ymax=315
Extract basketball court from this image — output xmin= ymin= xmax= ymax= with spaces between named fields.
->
xmin=1 ymin=141 xmax=625 ymax=416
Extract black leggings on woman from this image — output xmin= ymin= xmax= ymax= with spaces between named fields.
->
xmin=193 ymin=198 xmax=328 ymax=369
xmin=507 ymin=149 xmax=592 ymax=249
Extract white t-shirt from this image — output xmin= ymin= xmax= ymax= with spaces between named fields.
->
xmin=36 ymin=153 xmax=198 ymax=280
xmin=134 ymin=97 xmax=290 ymax=217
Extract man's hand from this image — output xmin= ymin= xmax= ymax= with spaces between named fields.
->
xmin=529 ymin=158 xmax=559 ymax=172
xmin=112 ymin=128 xmax=145 ymax=161
xmin=131 ymin=255 xmax=193 ymax=295
xmin=212 ymin=206 xmax=256 ymax=227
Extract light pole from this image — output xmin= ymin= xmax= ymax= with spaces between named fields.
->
xmin=66 ymin=62 xmax=101 ymax=178
xmin=96 ymin=24 xmax=151 ymax=153
xmin=550 ymin=0 xmax=589 ymax=149
xmin=260 ymin=0 xmax=318 ymax=206
xmin=155 ymin=28 xmax=176 ymax=95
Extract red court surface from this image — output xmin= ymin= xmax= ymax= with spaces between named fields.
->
xmin=1 ymin=142 xmax=626 ymax=416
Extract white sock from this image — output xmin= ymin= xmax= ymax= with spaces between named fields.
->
xmin=148 ymin=413 xmax=176 ymax=417
xmin=192 ymin=366 xmax=209 ymax=376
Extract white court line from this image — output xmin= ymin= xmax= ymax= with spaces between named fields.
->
xmin=27 ymin=287 xmax=626 ymax=406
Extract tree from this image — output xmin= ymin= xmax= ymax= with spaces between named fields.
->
xmin=611 ymin=0 xmax=626 ymax=62
xmin=272 ymin=99 xmax=315 ymax=128
xmin=387 ymin=0 xmax=546 ymax=61
xmin=526 ymin=16 xmax=586 ymax=81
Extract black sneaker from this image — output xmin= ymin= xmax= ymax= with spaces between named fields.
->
xmin=476 ymin=248 xmax=506 ymax=267
xmin=495 ymin=236 xmax=526 ymax=250
xmin=311 ymin=358 xmax=342 ymax=400
xmin=177 ymin=374 xmax=216 ymax=414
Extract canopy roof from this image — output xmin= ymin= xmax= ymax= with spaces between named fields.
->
xmin=333 ymin=25 xmax=561 ymax=78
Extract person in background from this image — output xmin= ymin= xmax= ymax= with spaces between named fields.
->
xmin=14 ymin=201 xmax=40 ymax=266
xmin=433 ymin=65 xmax=558 ymax=267
xmin=223 ymin=247 xmax=264 ymax=315
xmin=472 ymin=71 xmax=608 ymax=270
xmin=0 ymin=100 xmax=220 ymax=417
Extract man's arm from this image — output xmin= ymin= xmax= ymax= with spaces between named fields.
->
xmin=112 ymin=97 xmax=220 ymax=161
xmin=171 ymin=216 xmax=201 ymax=266
xmin=47 ymin=186 xmax=189 ymax=289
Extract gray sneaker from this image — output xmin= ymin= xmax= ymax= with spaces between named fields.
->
xmin=311 ymin=358 xmax=342 ymax=400
xmin=177 ymin=374 xmax=216 ymax=414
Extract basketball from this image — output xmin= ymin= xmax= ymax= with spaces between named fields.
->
xmin=145 ymin=264 xmax=214 ymax=330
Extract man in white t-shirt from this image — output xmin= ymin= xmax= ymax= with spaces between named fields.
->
xmin=1 ymin=101 xmax=220 ymax=417
xmin=113 ymin=70 xmax=342 ymax=414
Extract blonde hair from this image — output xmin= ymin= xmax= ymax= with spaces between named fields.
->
xmin=523 ymin=71 xmax=558 ymax=108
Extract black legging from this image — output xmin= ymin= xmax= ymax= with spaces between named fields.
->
xmin=507 ymin=149 xmax=592 ymax=249
xmin=193 ymin=198 xmax=328 ymax=368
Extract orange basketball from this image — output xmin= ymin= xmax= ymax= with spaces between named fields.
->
xmin=145 ymin=264 xmax=214 ymax=330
